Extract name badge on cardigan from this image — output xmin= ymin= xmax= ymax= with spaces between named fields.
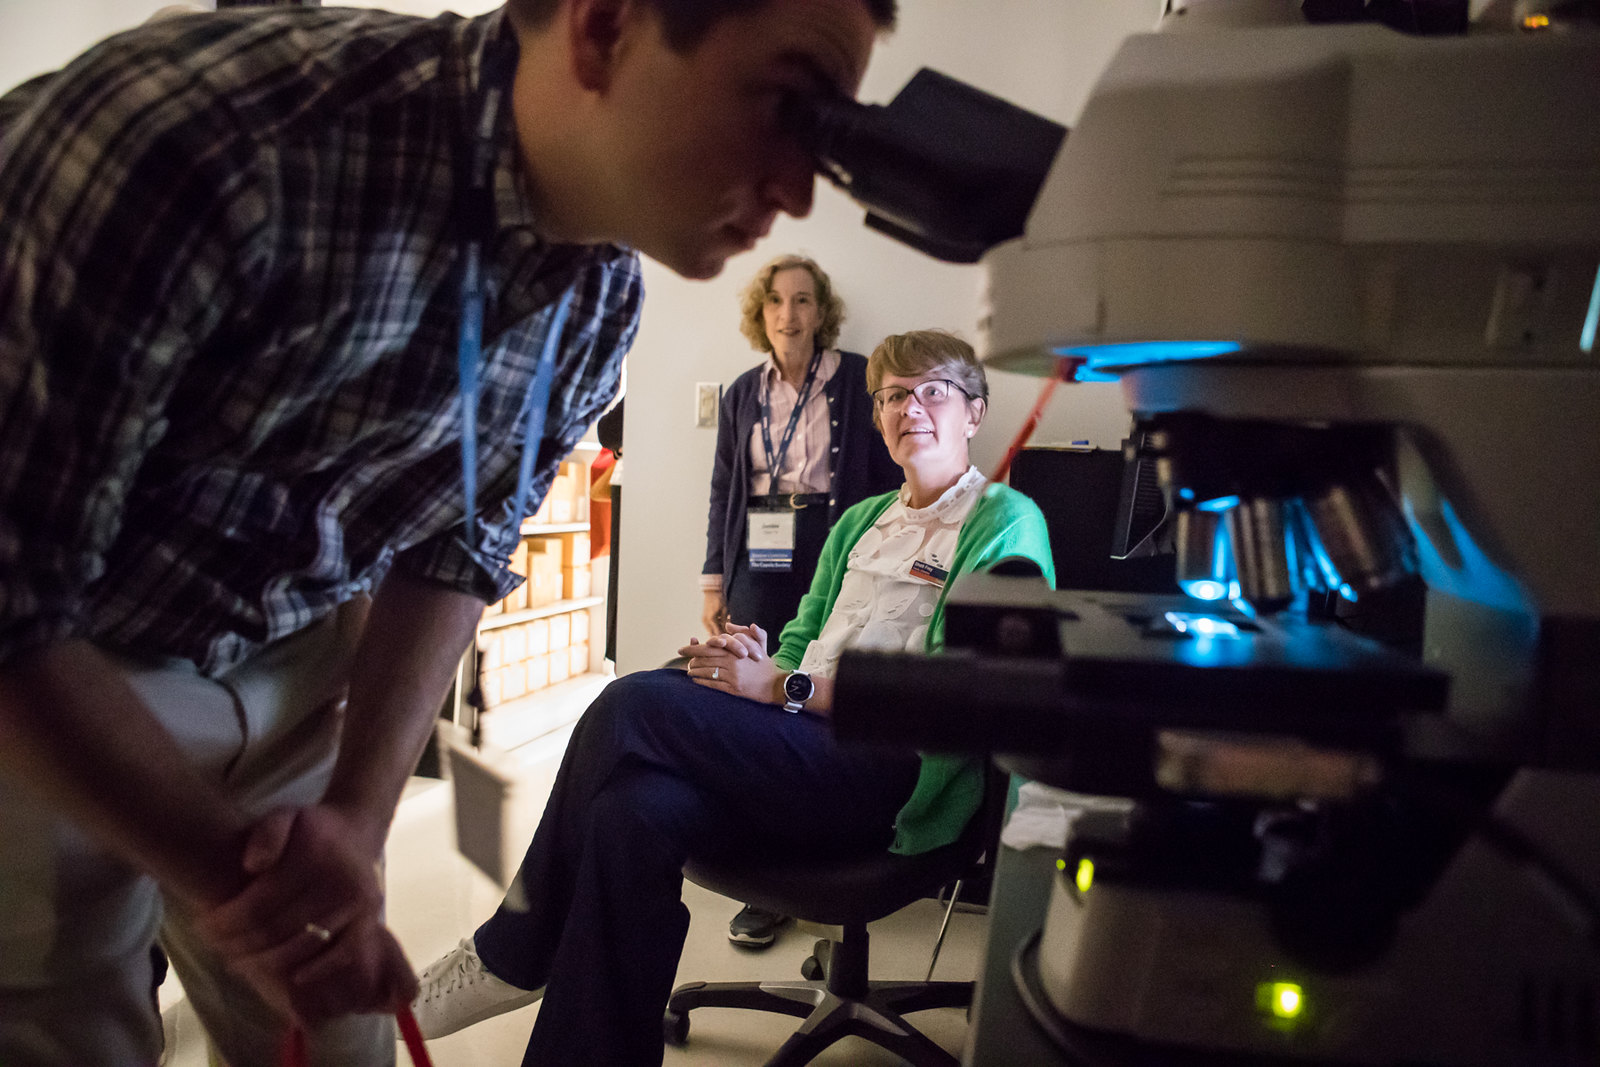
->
xmin=747 ymin=509 xmax=796 ymax=572
xmin=908 ymin=559 xmax=949 ymax=585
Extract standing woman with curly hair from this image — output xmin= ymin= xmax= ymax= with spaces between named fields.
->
xmin=699 ymin=255 xmax=900 ymax=946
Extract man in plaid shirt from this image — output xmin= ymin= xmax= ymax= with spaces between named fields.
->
xmin=0 ymin=0 xmax=891 ymax=1063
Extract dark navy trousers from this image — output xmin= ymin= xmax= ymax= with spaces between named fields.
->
xmin=471 ymin=668 xmax=920 ymax=1067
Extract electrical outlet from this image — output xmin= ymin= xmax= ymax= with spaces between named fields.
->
xmin=695 ymin=382 xmax=720 ymax=428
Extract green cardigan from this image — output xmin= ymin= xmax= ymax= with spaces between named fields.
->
xmin=773 ymin=481 xmax=1055 ymax=855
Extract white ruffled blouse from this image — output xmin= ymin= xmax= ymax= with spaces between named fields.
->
xmin=797 ymin=465 xmax=988 ymax=678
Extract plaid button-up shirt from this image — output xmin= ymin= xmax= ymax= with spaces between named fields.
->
xmin=0 ymin=7 xmax=643 ymax=673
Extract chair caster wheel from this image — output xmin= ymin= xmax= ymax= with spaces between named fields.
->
xmin=664 ymin=1008 xmax=689 ymax=1046
xmin=801 ymin=938 xmax=830 ymax=981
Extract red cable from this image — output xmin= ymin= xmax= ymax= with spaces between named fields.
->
xmin=280 ymin=1006 xmax=434 ymax=1067
xmin=988 ymin=356 xmax=1075 ymax=485
xmin=396 ymin=1005 xmax=434 ymax=1067
xmin=280 ymin=1026 xmax=307 ymax=1067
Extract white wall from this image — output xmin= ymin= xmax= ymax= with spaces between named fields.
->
xmin=1 ymin=1 xmax=186 ymax=91
xmin=616 ymin=1 xmax=1164 ymax=671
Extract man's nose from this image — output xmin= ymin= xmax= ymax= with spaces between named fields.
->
xmin=764 ymin=145 xmax=816 ymax=220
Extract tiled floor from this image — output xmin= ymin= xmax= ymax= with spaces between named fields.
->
xmin=159 ymin=675 xmax=985 ymax=1065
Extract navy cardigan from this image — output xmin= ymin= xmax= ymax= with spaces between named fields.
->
xmin=702 ymin=350 xmax=901 ymax=583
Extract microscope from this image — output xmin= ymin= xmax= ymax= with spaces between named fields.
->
xmin=817 ymin=2 xmax=1600 ymax=1063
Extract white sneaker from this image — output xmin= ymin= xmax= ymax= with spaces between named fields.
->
xmin=412 ymin=936 xmax=545 ymax=1039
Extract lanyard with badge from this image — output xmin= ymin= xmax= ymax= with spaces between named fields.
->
xmin=456 ymin=29 xmax=575 ymax=731
xmin=747 ymin=350 xmax=821 ymax=573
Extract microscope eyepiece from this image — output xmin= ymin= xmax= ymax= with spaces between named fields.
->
xmin=783 ymin=69 xmax=1066 ymax=263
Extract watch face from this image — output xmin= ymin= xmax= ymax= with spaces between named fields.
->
xmin=784 ymin=672 xmax=813 ymax=703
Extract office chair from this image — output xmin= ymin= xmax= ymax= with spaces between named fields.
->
xmin=664 ymin=761 xmax=1006 ymax=1067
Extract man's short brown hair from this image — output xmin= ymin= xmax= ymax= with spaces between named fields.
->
xmin=506 ymin=0 xmax=897 ymax=51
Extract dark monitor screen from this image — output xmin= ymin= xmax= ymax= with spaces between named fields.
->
xmin=1009 ymin=446 xmax=1175 ymax=594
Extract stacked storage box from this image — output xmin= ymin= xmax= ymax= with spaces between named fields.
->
xmin=477 ymin=606 xmax=592 ymax=711
xmin=525 ymin=459 xmax=592 ymax=527
xmin=473 ymin=451 xmax=596 ymax=711
xmin=559 ymin=530 xmax=591 ymax=599
xmin=525 ymin=538 xmax=564 ymax=609
xmin=486 ymin=532 xmax=585 ymax=617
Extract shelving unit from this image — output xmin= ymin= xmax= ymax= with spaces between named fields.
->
xmin=438 ymin=442 xmax=612 ymax=757
xmin=428 ymin=434 xmax=617 ymax=879
xmin=478 ymin=595 xmax=604 ymax=633
xmin=520 ymin=521 xmax=590 ymax=536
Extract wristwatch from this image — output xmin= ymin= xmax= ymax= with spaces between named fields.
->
xmin=782 ymin=670 xmax=814 ymax=713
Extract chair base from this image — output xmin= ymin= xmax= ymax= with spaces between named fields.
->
xmin=666 ymin=977 xmax=970 ymax=1067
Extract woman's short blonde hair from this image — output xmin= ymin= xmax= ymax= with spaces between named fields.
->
xmin=866 ymin=330 xmax=988 ymax=428
xmin=737 ymin=255 xmax=846 ymax=354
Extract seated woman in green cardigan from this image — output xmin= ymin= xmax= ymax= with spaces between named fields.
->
xmin=411 ymin=330 xmax=1055 ymax=1067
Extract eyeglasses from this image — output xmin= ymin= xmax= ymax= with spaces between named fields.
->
xmin=871 ymin=379 xmax=971 ymax=412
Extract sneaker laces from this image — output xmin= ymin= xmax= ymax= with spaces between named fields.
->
xmin=420 ymin=942 xmax=484 ymax=1000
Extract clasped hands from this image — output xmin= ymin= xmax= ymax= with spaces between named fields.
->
xmin=194 ymin=803 xmax=417 ymax=1028
xmin=677 ymin=622 xmax=780 ymax=704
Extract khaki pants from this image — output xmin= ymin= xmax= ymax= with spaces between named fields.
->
xmin=0 ymin=605 xmax=395 ymax=1067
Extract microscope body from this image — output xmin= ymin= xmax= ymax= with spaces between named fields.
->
xmin=969 ymin=12 xmax=1600 ymax=1064
xmin=1033 ymin=769 xmax=1600 ymax=1065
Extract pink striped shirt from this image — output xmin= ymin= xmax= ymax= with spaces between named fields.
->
xmin=700 ymin=349 xmax=844 ymax=595
xmin=749 ymin=348 xmax=840 ymax=495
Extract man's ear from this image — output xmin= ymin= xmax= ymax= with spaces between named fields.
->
xmin=567 ymin=0 xmax=639 ymax=93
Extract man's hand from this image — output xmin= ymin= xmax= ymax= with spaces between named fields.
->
xmin=701 ymin=590 xmax=728 ymax=638
xmin=205 ymin=910 xmax=415 ymax=1030
xmin=203 ymin=571 xmax=476 ymax=1024
xmin=196 ymin=805 xmax=385 ymax=998
xmin=288 ymin=914 xmax=418 ymax=1026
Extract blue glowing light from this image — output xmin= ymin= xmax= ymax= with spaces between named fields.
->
xmin=1286 ymin=500 xmax=1327 ymax=593
xmin=1338 ymin=583 xmax=1361 ymax=603
xmin=1071 ymin=364 xmax=1122 ymax=383
xmin=1196 ymin=495 xmax=1240 ymax=513
xmin=1404 ymin=494 xmax=1531 ymax=612
xmin=1057 ymin=341 xmax=1244 ymax=367
xmin=1282 ymin=515 xmax=1303 ymax=590
xmin=1178 ymin=487 xmax=1196 ymax=502
xmin=1213 ymin=521 xmax=1237 ymax=598
xmin=1165 ymin=612 xmax=1241 ymax=637
xmin=1181 ymin=578 xmax=1229 ymax=601
xmin=1582 ymin=262 xmax=1600 ymax=354
xmin=1299 ymin=510 xmax=1344 ymax=590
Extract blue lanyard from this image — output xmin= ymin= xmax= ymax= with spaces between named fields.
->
xmin=459 ymin=287 xmax=577 ymax=549
xmin=456 ymin=31 xmax=572 ymax=555
xmin=758 ymin=351 xmax=822 ymax=490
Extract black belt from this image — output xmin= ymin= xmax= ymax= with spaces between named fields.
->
xmin=749 ymin=492 xmax=829 ymax=510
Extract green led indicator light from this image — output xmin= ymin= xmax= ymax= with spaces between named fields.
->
xmin=1075 ymin=858 xmax=1095 ymax=894
xmin=1056 ymin=858 xmax=1067 ymax=872
xmin=1257 ymin=981 xmax=1304 ymax=1021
